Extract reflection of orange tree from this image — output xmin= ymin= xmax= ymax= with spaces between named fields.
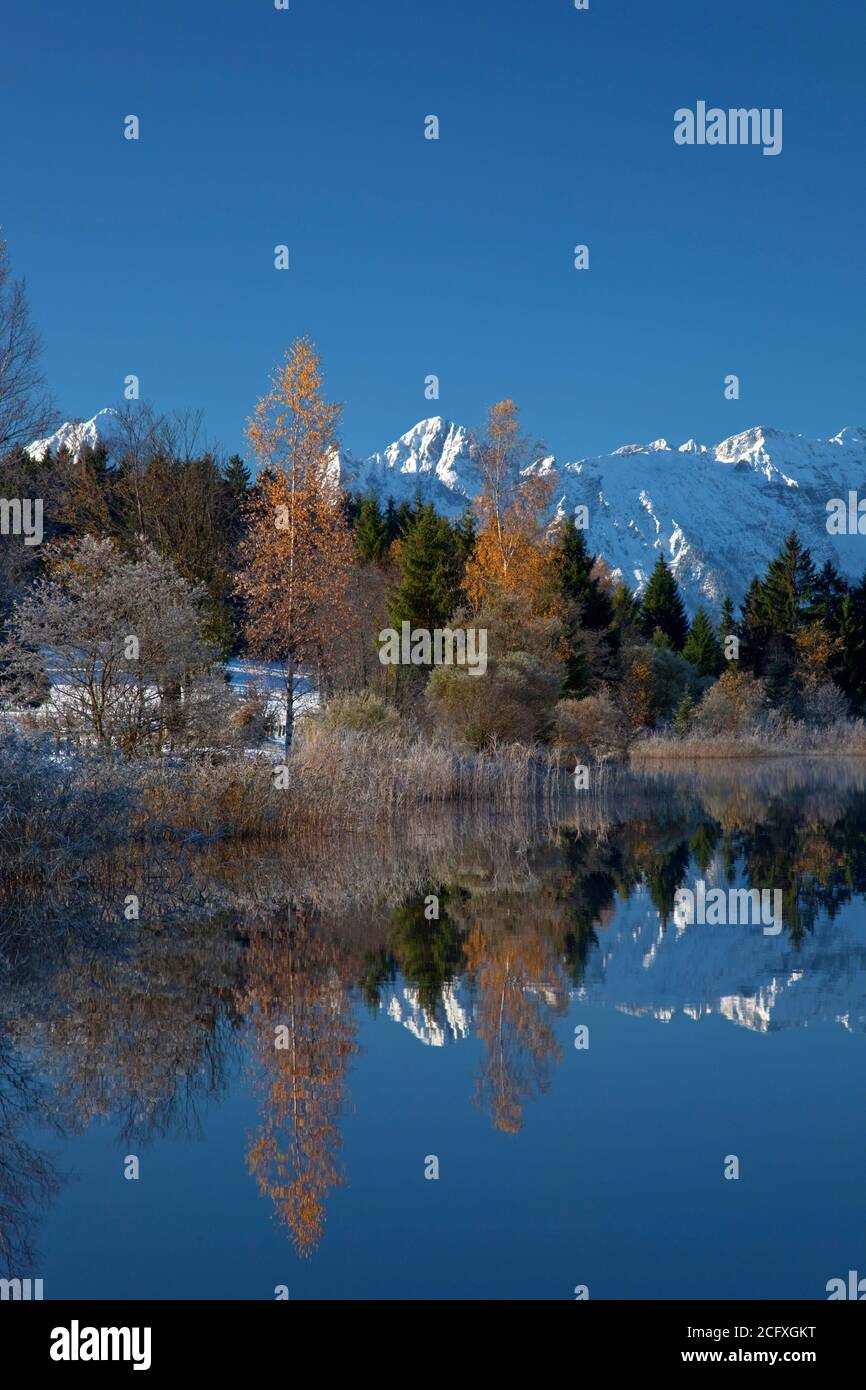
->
xmin=242 ymin=909 xmax=358 ymax=1258
xmin=463 ymin=923 xmax=565 ymax=1134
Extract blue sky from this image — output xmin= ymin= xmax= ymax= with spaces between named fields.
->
xmin=2 ymin=0 xmax=863 ymax=462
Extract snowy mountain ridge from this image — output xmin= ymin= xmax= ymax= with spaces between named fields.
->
xmin=28 ymin=410 xmax=866 ymax=612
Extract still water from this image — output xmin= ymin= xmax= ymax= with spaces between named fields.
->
xmin=3 ymin=761 xmax=866 ymax=1299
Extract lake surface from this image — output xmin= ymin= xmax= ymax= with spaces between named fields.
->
xmin=3 ymin=760 xmax=866 ymax=1300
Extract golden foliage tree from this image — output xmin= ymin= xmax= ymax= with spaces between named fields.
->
xmin=464 ymin=400 xmax=556 ymax=613
xmin=237 ymin=339 xmax=354 ymax=750
xmin=243 ymin=908 xmax=358 ymax=1260
xmin=619 ymin=653 xmax=656 ymax=730
xmin=463 ymin=923 xmax=564 ymax=1134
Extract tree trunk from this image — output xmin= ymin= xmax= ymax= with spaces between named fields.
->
xmin=284 ymin=651 xmax=295 ymax=754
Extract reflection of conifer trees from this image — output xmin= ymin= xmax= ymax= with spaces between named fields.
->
xmin=243 ymin=907 xmax=358 ymax=1258
xmin=463 ymin=926 xmax=564 ymax=1134
xmin=689 ymin=822 xmax=721 ymax=875
xmin=644 ymin=841 xmax=691 ymax=923
xmin=386 ymin=887 xmax=466 ymax=1018
xmin=557 ymin=828 xmax=625 ymax=983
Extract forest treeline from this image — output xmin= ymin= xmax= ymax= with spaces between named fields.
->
xmin=1 ymin=233 xmax=865 ymax=763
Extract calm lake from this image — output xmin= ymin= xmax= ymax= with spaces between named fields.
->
xmin=4 ymin=760 xmax=866 ymax=1300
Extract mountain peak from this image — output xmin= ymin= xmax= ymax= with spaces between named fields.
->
xmin=27 ymin=407 xmax=120 ymax=462
xmin=27 ymin=412 xmax=866 ymax=616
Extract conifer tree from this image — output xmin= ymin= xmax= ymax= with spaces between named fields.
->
xmin=555 ymin=517 xmax=614 ymax=630
xmin=739 ymin=577 xmax=768 ymax=672
xmin=673 ymin=691 xmax=694 ymax=738
xmin=812 ymin=558 xmax=847 ymax=628
xmin=354 ymin=495 xmax=390 ymax=564
xmin=760 ymin=532 xmax=817 ymax=635
xmin=683 ymin=606 xmax=724 ymax=676
xmin=836 ymin=576 xmax=866 ymax=709
xmin=387 ymin=503 xmax=463 ymax=633
xmin=454 ymin=505 xmax=476 ymax=567
xmin=611 ymin=582 xmax=642 ymax=634
xmin=640 ymin=554 xmax=689 ymax=651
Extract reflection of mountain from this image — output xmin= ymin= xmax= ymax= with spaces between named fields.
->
xmin=577 ymin=882 xmax=866 ymax=1034
xmin=380 ymin=881 xmax=866 ymax=1041
xmin=384 ymin=982 xmax=469 ymax=1047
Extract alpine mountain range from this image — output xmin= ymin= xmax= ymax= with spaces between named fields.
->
xmin=28 ymin=409 xmax=866 ymax=615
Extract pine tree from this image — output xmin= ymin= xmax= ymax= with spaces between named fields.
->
xmin=556 ymin=518 xmax=614 ymax=630
xmin=354 ymin=495 xmax=390 ymax=564
xmin=739 ymin=577 xmax=768 ymax=673
xmin=561 ymin=627 xmax=592 ymax=699
xmin=673 ymin=691 xmax=694 ymax=738
xmin=683 ymin=606 xmax=724 ymax=676
xmin=836 ymin=576 xmax=866 ymax=709
xmin=223 ymin=454 xmax=251 ymax=546
xmin=640 ymin=554 xmax=689 ymax=651
xmin=454 ymin=506 xmax=476 ymax=567
xmin=763 ymin=659 xmax=797 ymax=711
xmin=812 ymin=559 xmax=847 ymax=630
xmin=224 ymin=453 xmax=251 ymax=505
xmin=760 ymin=532 xmax=817 ymax=635
xmin=388 ymin=503 xmax=463 ymax=633
xmin=719 ymin=596 xmax=735 ymax=642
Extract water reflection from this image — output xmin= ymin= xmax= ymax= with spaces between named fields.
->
xmin=2 ymin=758 xmax=866 ymax=1277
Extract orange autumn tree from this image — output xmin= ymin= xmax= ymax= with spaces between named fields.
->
xmin=463 ymin=922 xmax=564 ymax=1134
xmin=464 ymin=399 xmax=556 ymax=613
xmin=238 ymin=338 xmax=353 ymax=750
xmin=242 ymin=908 xmax=358 ymax=1259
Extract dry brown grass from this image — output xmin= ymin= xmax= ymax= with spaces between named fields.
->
xmin=631 ymin=720 xmax=866 ymax=763
xmin=140 ymin=728 xmax=567 ymax=839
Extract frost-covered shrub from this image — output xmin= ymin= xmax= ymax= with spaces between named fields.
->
xmin=0 ymin=728 xmax=138 ymax=862
xmin=797 ymin=680 xmax=850 ymax=727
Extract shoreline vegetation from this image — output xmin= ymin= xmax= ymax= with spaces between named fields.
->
xmin=3 ymin=715 xmax=865 ymax=897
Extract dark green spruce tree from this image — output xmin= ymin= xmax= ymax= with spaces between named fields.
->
xmin=355 ymin=495 xmax=391 ymax=564
xmin=556 ymin=518 xmax=614 ymax=630
xmin=759 ymin=532 xmax=817 ymax=636
xmin=387 ymin=503 xmax=463 ymax=633
xmin=682 ymin=607 xmax=724 ymax=677
xmin=640 ymin=553 xmax=689 ymax=651
xmin=836 ymin=575 xmax=866 ymax=710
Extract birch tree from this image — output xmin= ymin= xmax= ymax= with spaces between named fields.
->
xmin=237 ymin=339 xmax=353 ymax=751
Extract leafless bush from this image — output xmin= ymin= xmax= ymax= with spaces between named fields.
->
xmin=553 ymin=691 xmax=632 ymax=763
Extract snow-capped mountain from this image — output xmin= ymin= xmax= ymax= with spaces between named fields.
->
xmin=26 ymin=408 xmax=121 ymax=463
xmin=339 ymin=418 xmax=866 ymax=613
xmin=29 ymin=410 xmax=866 ymax=612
